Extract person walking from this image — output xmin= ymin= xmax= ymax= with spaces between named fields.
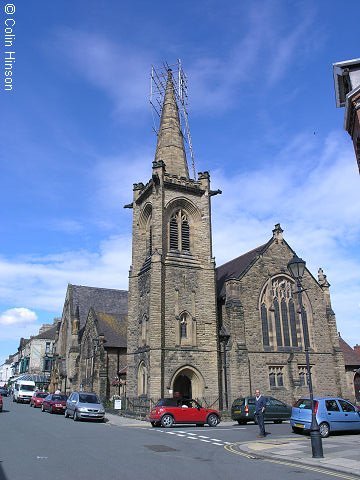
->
xmin=255 ymin=389 xmax=268 ymax=438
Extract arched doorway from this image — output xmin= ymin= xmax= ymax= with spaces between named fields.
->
xmin=174 ymin=374 xmax=192 ymax=399
xmin=354 ymin=372 xmax=360 ymax=402
xmin=171 ymin=366 xmax=204 ymax=400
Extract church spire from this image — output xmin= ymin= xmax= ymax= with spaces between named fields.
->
xmin=154 ymin=69 xmax=189 ymax=178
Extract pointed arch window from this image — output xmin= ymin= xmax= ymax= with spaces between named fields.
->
xmin=169 ymin=209 xmax=191 ymax=253
xmin=178 ymin=311 xmax=195 ymax=346
xmin=260 ymin=277 xmax=311 ymax=350
xmin=137 ymin=362 xmax=147 ymax=396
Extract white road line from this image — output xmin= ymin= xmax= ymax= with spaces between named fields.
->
xmin=212 ymin=442 xmax=224 ymax=446
xmin=198 ymin=435 xmax=209 ymax=439
xmin=187 ymin=433 xmax=197 ymax=436
xmin=200 ymin=439 xmax=211 ymax=443
xmin=176 ymin=434 xmax=186 ymax=437
xmin=210 ymin=439 xmax=221 ymax=442
xmin=224 ymin=441 xmax=233 ymax=444
xmin=166 ymin=432 xmax=176 ymax=435
xmin=177 ymin=431 xmax=186 ymax=433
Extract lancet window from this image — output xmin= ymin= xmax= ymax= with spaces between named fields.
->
xmin=260 ymin=276 xmax=311 ymax=349
xmin=169 ymin=209 xmax=190 ymax=253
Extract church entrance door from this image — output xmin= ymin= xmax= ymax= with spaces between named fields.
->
xmin=354 ymin=373 xmax=360 ymax=402
xmin=174 ymin=374 xmax=192 ymax=399
xmin=171 ymin=367 xmax=204 ymax=400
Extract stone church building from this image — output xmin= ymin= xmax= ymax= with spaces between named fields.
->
xmin=50 ymin=69 xmax=353 ymax=407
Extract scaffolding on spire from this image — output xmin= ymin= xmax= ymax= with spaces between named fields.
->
xmin=150 ymin=59 xmax=196 ymax=179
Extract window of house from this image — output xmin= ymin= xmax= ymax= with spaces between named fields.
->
xmin=43 ymin=357 xmax=52 ymax=372
xmin=45 ymin=342 xmax=51 ymax=354
xmin=269 ymin=366 xmax=284 ymax=388
xmin=260 ymin=277 xmax=311 ymax=350
xmin=169 ymin=209 xmax=190 ymax=253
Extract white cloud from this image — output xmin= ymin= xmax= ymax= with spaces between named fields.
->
xmin=0 ymin=308 xmax=38 ymax=326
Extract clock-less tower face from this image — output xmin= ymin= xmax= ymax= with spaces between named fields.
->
xmin=126 ymin=70 xmax=220 ymax=401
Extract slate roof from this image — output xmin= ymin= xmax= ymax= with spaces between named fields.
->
xmin=94 ymin=311 xmax=127 ymax=348
xmin=69 ymin=285 xmax=128 ymax=329
xmin=339 ymin=336 xmax=360 ymax=367
xmin=33 ymin=324 xmax=58 ymax=340
xmin=216 ymin=241 xmax=272 ymax=298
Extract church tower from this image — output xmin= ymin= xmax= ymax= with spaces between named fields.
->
xmin=126 ymin=68 xmax=220 ymax=401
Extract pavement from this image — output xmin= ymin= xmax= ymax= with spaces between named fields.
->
xmin=236 ymin=433 xmax=360 ymax=478
xmin=106 ymin=413 xmax=360 ymax=478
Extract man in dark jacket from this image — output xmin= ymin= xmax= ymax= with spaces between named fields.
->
xmin=255 ymin=389 xmax=268 ymax=438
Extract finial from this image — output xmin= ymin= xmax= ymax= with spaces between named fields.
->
xmin=272 ymin=223 xmax=284 ymax=242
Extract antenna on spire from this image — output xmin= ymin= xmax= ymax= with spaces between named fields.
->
xmin=150 ymin=59 xmax=196 ymax=179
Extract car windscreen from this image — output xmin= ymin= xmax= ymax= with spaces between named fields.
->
xmin=20 ymin=385 xmax=35 ymax=391
xmin=294 ymin=399 xmax=312 ymax=409
xmin=52 ymin=395 xmax=67 ymax=401
xmin=232 ymin=398 xmax=245 ymax=407
xmin=79 ymin=394 xmax=99 ymax=404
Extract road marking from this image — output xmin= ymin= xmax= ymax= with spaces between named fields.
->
xmin=176 ymin=434 xmax=186 ymax=437
xmin=198 ymin=435 xmax=209 ymax=439
xmin=212 ymin=442 xmax=224 ymax=446
xmin=224 ymin=444 xmax=359 ymax=480
xmin=166 ymin=432 xmax=176 ymax=435
xmin=210 ymin=439 xmax=222 ymax=442
xmin=187 ymin=433 xmax=197 ymax=436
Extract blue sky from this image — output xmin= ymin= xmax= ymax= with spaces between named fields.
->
xmin=1 ymin=0 xmax=360 ymax=365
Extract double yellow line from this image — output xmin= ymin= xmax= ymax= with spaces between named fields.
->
xmin=224 ymin=443 xmax=358 ymax=480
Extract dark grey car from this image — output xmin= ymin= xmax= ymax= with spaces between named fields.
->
xmin=65 ymin=391 xmax=105 ymax=422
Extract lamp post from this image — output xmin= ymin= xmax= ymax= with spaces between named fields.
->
xmin=287 ymin=254 xmax=323 ymax=458
xmin=219 ymin=326 xmax=230 ymax=410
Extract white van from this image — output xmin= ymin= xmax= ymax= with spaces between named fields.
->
xmin=13 ymin=380 xmax=36 ymax=403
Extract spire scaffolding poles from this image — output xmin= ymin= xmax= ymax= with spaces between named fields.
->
xmin=150 ymin=60 xmax=196 ymax=179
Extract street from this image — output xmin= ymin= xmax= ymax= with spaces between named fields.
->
xmin=0 ymin=396 xmax=351 ymax=480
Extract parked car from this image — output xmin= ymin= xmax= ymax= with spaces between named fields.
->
xmin=41 ymin=394 xmax=68 ymax=414
xmin=0 ymin=394 xmax=3 ymax=412
xmin=290 ymin=397 xmax=360 ymax=438
xmin=30 ymin=392 xmax=48 ymax=408
xmin=0 ymin=387 xmax=9 ymax=397
xmin=231 ymin=396 xmax=291 ymax=425
xmin=65 ymin=392 xmax=105 ymax=422
xmin=149 ymin=398 xmax=221 ymax=428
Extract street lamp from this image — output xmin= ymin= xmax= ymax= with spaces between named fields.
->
xmin=219 ymin=326 xmax=230 ymax=410
xmin=287 ymin=254 xmax=323 ymax=458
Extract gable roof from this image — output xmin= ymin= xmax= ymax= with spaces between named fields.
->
xmin=94 ymin=311 xmax=127 ymax=348
xmin=339 ymin=336 xmax=360 ymax=367
xmin=69 ymin=285 xmax=128 ymax=329
xmin=216 ymin=240 xmax=272 ymax=298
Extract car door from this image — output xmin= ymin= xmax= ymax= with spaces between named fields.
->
xmin=268 ymin=398 xmax=289 ymax=421
xmin=338 ymin=399 xmax=360 ymax=431
xmin=324 ymin=399 xmax=343 ymax=431
xmin=68 ymin=393 xmax=77 ymax=416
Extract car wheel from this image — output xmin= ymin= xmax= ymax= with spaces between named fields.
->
xmin=73 ymin=410 xmax=80 ymax=421
xmin=292 ymin=426 xmax=302 ymax=434
xmin=207 ymin=413 xmax=219 ymax=427
xmin=64 ymin=409 xmax=69 ymax=418
xmin=161 ymin=414 xmax=174 ymax=428
xmin=237 ymin=420 xmax=246 ymax=425
xmin=274 ymin=420 xmax=282 ymax=424
xmin=319 ymin=422 xmax=330 ymax=438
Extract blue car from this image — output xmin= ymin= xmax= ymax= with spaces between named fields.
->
xmin=291 ymin=397 xmax=360 ymax=438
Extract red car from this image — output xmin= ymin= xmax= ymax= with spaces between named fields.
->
xmin=0 ymin=394 xmax=3 ymax=412
xmin=149 ymin=398 xmax=221 ymax=428
xmin=30 ymin=392 xmax=48 ymax=408
xmin=41 ymin=394 xmax=68 ymax=414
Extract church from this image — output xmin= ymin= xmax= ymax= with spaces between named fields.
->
xmin=50 ymin=69 xmax=352 ymax=407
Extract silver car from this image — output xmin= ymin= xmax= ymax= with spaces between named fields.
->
xmin=65 ymin=391 xmax=105 ymax=422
